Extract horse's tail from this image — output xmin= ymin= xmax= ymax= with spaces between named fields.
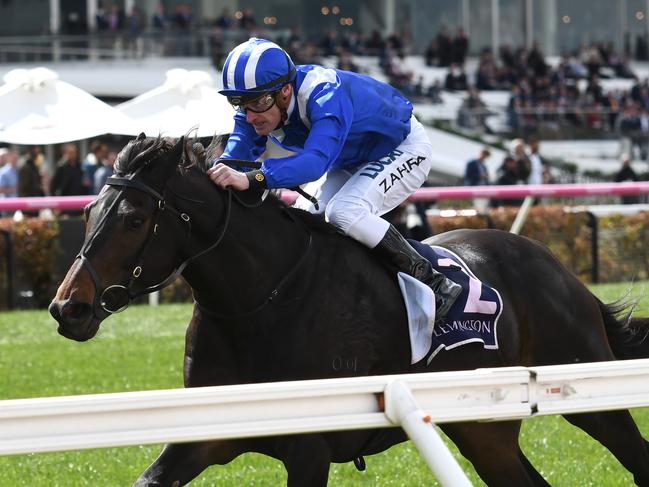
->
xmin=599 ymin=298 xmax=649 ymax=360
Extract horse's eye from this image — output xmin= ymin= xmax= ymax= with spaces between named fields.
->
xmin=127 ymin=217 xmax=145 ymax=230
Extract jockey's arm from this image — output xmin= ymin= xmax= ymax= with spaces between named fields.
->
xmin=212 ymin=82 xmax=353 ymax=190
xmin=253 ymin=84 xmax=354 ymax=189
xmin=207 ymin=114 xmax=268 ymax=190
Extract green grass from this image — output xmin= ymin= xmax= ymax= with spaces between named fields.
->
xmin=1 ymin=282 xmax=649 ymax=486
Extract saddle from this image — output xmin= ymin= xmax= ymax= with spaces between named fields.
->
xmin=401 ymin=241 xmax=503 ymax=364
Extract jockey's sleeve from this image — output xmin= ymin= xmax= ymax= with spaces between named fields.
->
xmin=219 ymin=112 xmax=267 ymax=165
xmin=259 ymin=82 xmax=354 ymax=189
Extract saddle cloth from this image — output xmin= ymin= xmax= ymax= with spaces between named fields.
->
xmin=399 ymin=241 xmax=503 ymax=365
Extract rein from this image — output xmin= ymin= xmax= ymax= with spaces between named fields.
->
xmin=223 ymin=158 xmax=320 ymax=210
xmin=79 ymin=167 xmax=312 ymax=319
xmin=196 ymin=193 xmax=313 ymax=320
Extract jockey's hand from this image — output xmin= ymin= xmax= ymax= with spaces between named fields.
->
xmin=207 ymin=163 xmax=250 ymax=191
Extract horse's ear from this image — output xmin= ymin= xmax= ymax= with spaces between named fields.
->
xmin=136 ymin=132 xmax=146 ymax=141
xmin=159 ymin=136 xmax=185 ymax=179
xmin=173 ymin=136 xmax=186 ymax=168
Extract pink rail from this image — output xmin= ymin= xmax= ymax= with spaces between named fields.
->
xmin=1 ymin=182 xmax=649 ymax=212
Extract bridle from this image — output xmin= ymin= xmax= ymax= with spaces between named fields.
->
xmin=76 ymin=166 xmax=228 ymax=316
xmin=77 ymin=162 xmax=312 ymax=319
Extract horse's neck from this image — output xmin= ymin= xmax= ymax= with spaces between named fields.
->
xmin=182 ymin=195 xmax=310 ymax=315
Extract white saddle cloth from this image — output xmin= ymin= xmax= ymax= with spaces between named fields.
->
xmin=397 ymin=272 xmax=435 ymax=364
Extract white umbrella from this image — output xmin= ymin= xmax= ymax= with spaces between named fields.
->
xmin=116 ymin=69 xmax=235 ymax=138
xmin=0 ymin=67 xmax=136 ymax=145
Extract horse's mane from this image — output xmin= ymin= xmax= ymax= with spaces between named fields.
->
xmin=114 ymin=133 xmax=339 ymax=234
xmin=113 ymin=133 xmax=228 ymax=177
xmin=113 ymin=135 xmax=175 ymax=176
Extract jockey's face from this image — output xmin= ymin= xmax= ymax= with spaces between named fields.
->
xmin=246 ymin=101 xmax=281 ymax=135
xmin=246 ymin=84 xmax=292 ymax=136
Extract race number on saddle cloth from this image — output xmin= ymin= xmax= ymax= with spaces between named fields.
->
xmin=399 ymin=241 xmax=503 ymax=364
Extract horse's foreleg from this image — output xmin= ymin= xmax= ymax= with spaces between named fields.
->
xmin=442 ymin=421 xmax=549 ymax=487
xmin=564 ymin=410 xmax=649 ymax=487
xmin=133 ymin=439 xmax=244 ymax=487
xmin=278 ymin=434 xmax=332 ymax=487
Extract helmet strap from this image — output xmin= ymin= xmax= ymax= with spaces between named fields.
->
xmin=276 ymin=84 xmax=293 ymax=126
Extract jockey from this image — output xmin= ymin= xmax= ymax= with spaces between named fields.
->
xmin=208 ymin=37 xmax=461 ymax=320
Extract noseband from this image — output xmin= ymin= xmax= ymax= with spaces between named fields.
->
xmin=77 ymin=171 xmax=233 ymax=316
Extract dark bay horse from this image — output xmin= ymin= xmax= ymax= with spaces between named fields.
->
xmin=49 ymin=135 xmax=649 ymax=487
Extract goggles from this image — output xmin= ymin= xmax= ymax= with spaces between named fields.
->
xmin=228 ymin=91 xmax=279 ymax=114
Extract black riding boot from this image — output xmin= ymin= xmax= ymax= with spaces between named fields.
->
xmin=374 ymin=225 xmax=462 ymax=320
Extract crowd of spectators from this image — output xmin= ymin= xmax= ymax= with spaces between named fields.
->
xmin=463 ymin=138 xmax=557 ymax=209
xmin=57 ymin=4 xmax=649 ymax=141
xmin=0 ymin=140 xmax=118 ymax=218
xmin=271 ymin=24 xmax=649 ymax=143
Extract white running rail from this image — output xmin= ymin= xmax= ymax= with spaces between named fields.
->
xmin=3 ymin=359 xmax=649 ymax=485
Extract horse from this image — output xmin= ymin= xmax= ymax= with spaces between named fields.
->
xmin=49 ymin=134 xmax=649 ymax=487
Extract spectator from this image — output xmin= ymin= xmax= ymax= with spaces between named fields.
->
xmin=510 ymin=138 xmax=531 ymax=183
xmin=17 ymin=146 xmax=45 ymax=198
xmin=214 ymin=7 xmax=234 ymax=29
xmin=337 ymin=50 xmax=359 ymax=73
xmin=96 ymin=2 xmax=109 ymax=31
xmin=492 ymin=156 xmax=524 ymax=207
xmin=320 ymin=30 xmax=339 ymax=57
xmin=152 ymin=2 xmax=169 ymax=30
xmin=424 ymin=38 xmax=440 ymax=67
xmin=365 ymin=30 xmax=385 ymax=55
xmin=457 ymin=88 xmax=490 ymax=132
xmin=527 ymin=138 xmax=546 ymax=185
xmin=0 ymin=149 xmax=19 ymax=198
xmin=636 ymin=33 xmax=648 ymax=61
xmin=238 ymin=7 xmax=257 ymax=32
xmin=615 ymin=153 xmax=640 ymax=204
xmin=618 ymin=104 xmax=649 ymax=160
xmin=50 ymin=144 xmax=84 ymax=197
xmin=285 ymin=26 xmax=304 ymax=53
xmin=82 ymin=141 xmax=108 ymax=194
xmin=464 ymin=148 xmax=491 ymax=186
xmin=464 ymin=148 xmax=491 ymax=211
xmin=639 ymin=107 xmax=649 ymax=161
xmin=292 ymin=41 xmax=321 ymax=65
xmin=126 ymin=6 xmax=144 ymax=51
xmin=106 ymin=3 xmax=124 ymax=32
xmin=173 ymin=3 xmax=193 ymax=30
xmin=0 ymin=148 xmax=7 ymax=169
xmin=94 ymin=150 xmax=117 ymax=194
xmin=427 ymin=80 xmax=443 ymax=104
xmin=385 ymin=49 xmax=414 ymax=94
xmin=341 ymin=31 xmax=364 ymax=55
xmin=210 ymin=25 xmax=225 ymax=70
xmin=444 ymin=63 xmax=468 ymax=91
xmin=436 ymin=25 xmax=453 ymax=67
xmin=452 ymin=27 xmax=469 ymax=65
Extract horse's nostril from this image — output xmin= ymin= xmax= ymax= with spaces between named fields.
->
xmin=48 ymin=302 xmax=61 ymax=321
xmin=63 ymin=301 xmax=91 ymax=320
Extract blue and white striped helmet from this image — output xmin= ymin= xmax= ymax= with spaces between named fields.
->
xmin=220 ymin=38 xmax=296 ymax=99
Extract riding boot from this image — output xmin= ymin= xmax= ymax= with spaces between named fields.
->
xmin=374 ymin=225 xmax=462 ymax=320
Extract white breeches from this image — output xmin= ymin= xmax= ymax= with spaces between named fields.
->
xmin=293 ymin=115 xmax=433 ymax=248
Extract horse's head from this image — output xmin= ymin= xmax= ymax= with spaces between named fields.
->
xmin=49 ymin=133 xmax=200 ymax=341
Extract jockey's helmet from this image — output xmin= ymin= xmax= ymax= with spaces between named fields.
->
xmin=219 ymin=38 xmax=296 ymax=109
